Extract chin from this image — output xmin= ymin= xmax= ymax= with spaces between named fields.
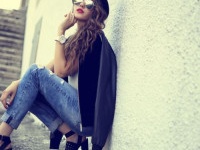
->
xmin=75 ymin=13 xmax=91 ymax=21
xmin=75 ymin=16 xmax=89 ymax=22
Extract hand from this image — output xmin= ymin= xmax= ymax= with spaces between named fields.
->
xmin=58 ymin=12 xmax=77 ymax=34
xmin=0 ymin=80 xmax=20 ymax=109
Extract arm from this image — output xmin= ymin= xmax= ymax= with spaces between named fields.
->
xmin=0 ymin=13 xmax=77 ymax=107
xmin=53 ymin=12 xmax=77 ymax=78
xmin=46 ymin=59 xmax=54 ymax=72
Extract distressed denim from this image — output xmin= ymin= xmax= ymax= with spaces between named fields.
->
xmin=1 ymin=64 xmax=93 ymax=136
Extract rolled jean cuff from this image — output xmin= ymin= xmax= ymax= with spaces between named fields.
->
xmin=1 ymin=112 xmax=20 ymax=129
xmin=48 ymin=117 xmax=63 ymax=132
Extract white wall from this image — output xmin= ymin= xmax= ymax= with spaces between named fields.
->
xmin=22 ymin=0 xmax=74 ymax=75
xmin=105 ymin=0 xmax=200 ymax=150
xmin=22 ymin=0 xmax=200 ymax=149
xmin=0 ymin=0 xmax=22 ymax=10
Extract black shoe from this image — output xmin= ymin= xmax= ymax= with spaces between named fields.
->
xmin=0 ymin=135 xmax=12 ymax=150
xmin=80 ymin=138 xmax=88 ymax=150
xmin=92 ymin=144 xmax=103 ymax=150
xmin=65 ymin=130 xmax=88 ymax=150
xmin=49 ymin=129 xmax=63 ymax=149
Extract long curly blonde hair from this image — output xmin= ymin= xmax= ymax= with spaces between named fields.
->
xmin=64 ymin=1 xmax=108 ymax=73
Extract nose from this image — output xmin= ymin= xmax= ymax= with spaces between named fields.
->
xmin=79 ymin=1 xmax=86 ymax=8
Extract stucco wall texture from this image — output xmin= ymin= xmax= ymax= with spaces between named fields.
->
xmin=104 ymin=0 xmax=200 ymax=150
xmin=22 ymin=0 xmax=200 ymax=150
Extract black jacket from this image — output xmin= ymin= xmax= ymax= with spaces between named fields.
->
xmin=78 ymin=32 xmax=117 ymax=148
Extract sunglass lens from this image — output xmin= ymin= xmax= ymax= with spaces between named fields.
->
xmin=73 ymin=0 xmax=82 ymax=3
xmin=86 ymin=4 xmax=94 ymax=9
xmin=73 ymin=0 xmax=82 ymax=5
xmin=85 ymin=1 xmax=94 ymax=9
xmin=73 ymin=0 xmax=94 ymax=9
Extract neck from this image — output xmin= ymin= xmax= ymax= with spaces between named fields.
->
xmin=77 ymin=20 xmax=86 ymax=29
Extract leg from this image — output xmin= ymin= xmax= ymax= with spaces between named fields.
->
xmin=0 ymin=64 xmax=90 ymax=149
xmin=29 ymin=92 xmax=63 ymax=132
xmin=0 ymin=64 xmax=43 ymax=149
xmin=0 ymin=64 xmax=43 ymax=131
xmin=29 ymin=65 xmax=90 ymax=149
xmin=29 ymin=93 xmax=64 ymax=149
xmin=31 ymin=94 xmax=87 ymax=150
xmin=26 ymin=64 xmax=92 ymax=136
xmin=0 ymin=64 xmax=80 ymax=133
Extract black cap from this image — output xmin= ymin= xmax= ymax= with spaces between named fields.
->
xmin=96 ymin=0 xmax=109 ymax=16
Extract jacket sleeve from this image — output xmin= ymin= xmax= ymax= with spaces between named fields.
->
xmin=92 ymin=34 xmax=117 ymax=148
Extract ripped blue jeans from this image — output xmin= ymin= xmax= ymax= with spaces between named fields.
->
xmin=1 ymin=64 xmax=93 ymax=136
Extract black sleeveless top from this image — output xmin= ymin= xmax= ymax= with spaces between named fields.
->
xmin=78 ymin=35 xmax=102 ymax=127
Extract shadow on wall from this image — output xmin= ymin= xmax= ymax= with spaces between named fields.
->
xmin=103 ymin=1 xmax=128 ymax=149
xmin=108 ymin=0 xmax=128 ymax=63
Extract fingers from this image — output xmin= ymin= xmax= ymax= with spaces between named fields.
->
xmin=66 ymin=12 xmax=77 ymax=23
xmin=64 ymin=12 xmax=77 ymax=29
xmin=0 ymin=80 xmax=19 ymax=109
xmin=9 ymin=91 xmax=16 ymax=104
xmin=58 ymin=12 xmax=77 ymax=32
xmin=69 ymin=12 xmax=77 ymax=26
xmin=0 ymin=90 xmax=11 ymax=109
xmin=71 ymin=13 xmax=77 ymax=24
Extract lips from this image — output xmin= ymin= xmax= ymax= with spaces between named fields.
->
xmin=77 ymin=8 xmax=84 ymax=13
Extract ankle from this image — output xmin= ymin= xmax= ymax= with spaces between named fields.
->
xmin=66 ymin=134 xmax=86 ymax=143
xmin=0 ymin=122 xmax=13 ymax=136
xmin=82 ymin=136 xmax=86 ymax=142
xmin=66 ymin=134 xmax=77 ymax=143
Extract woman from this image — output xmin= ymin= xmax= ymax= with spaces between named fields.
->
xmin=0 ymin=0 xmax=117 ymax=150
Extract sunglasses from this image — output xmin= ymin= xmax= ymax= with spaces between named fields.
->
xmin=73 ymin=0 xmax=95 ymax=10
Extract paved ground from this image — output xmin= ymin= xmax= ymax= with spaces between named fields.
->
xmin=0 ymin=106 xmax=66 ymax=150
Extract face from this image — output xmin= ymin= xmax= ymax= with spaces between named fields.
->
xmin=72 ymin=0 xmax=95 ymax=21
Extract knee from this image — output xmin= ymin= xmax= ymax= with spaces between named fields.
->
xmin=25 ymin=64 xmax=45 ymax=77
xmin=29 ymin=64 xmax=45 ymax=72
